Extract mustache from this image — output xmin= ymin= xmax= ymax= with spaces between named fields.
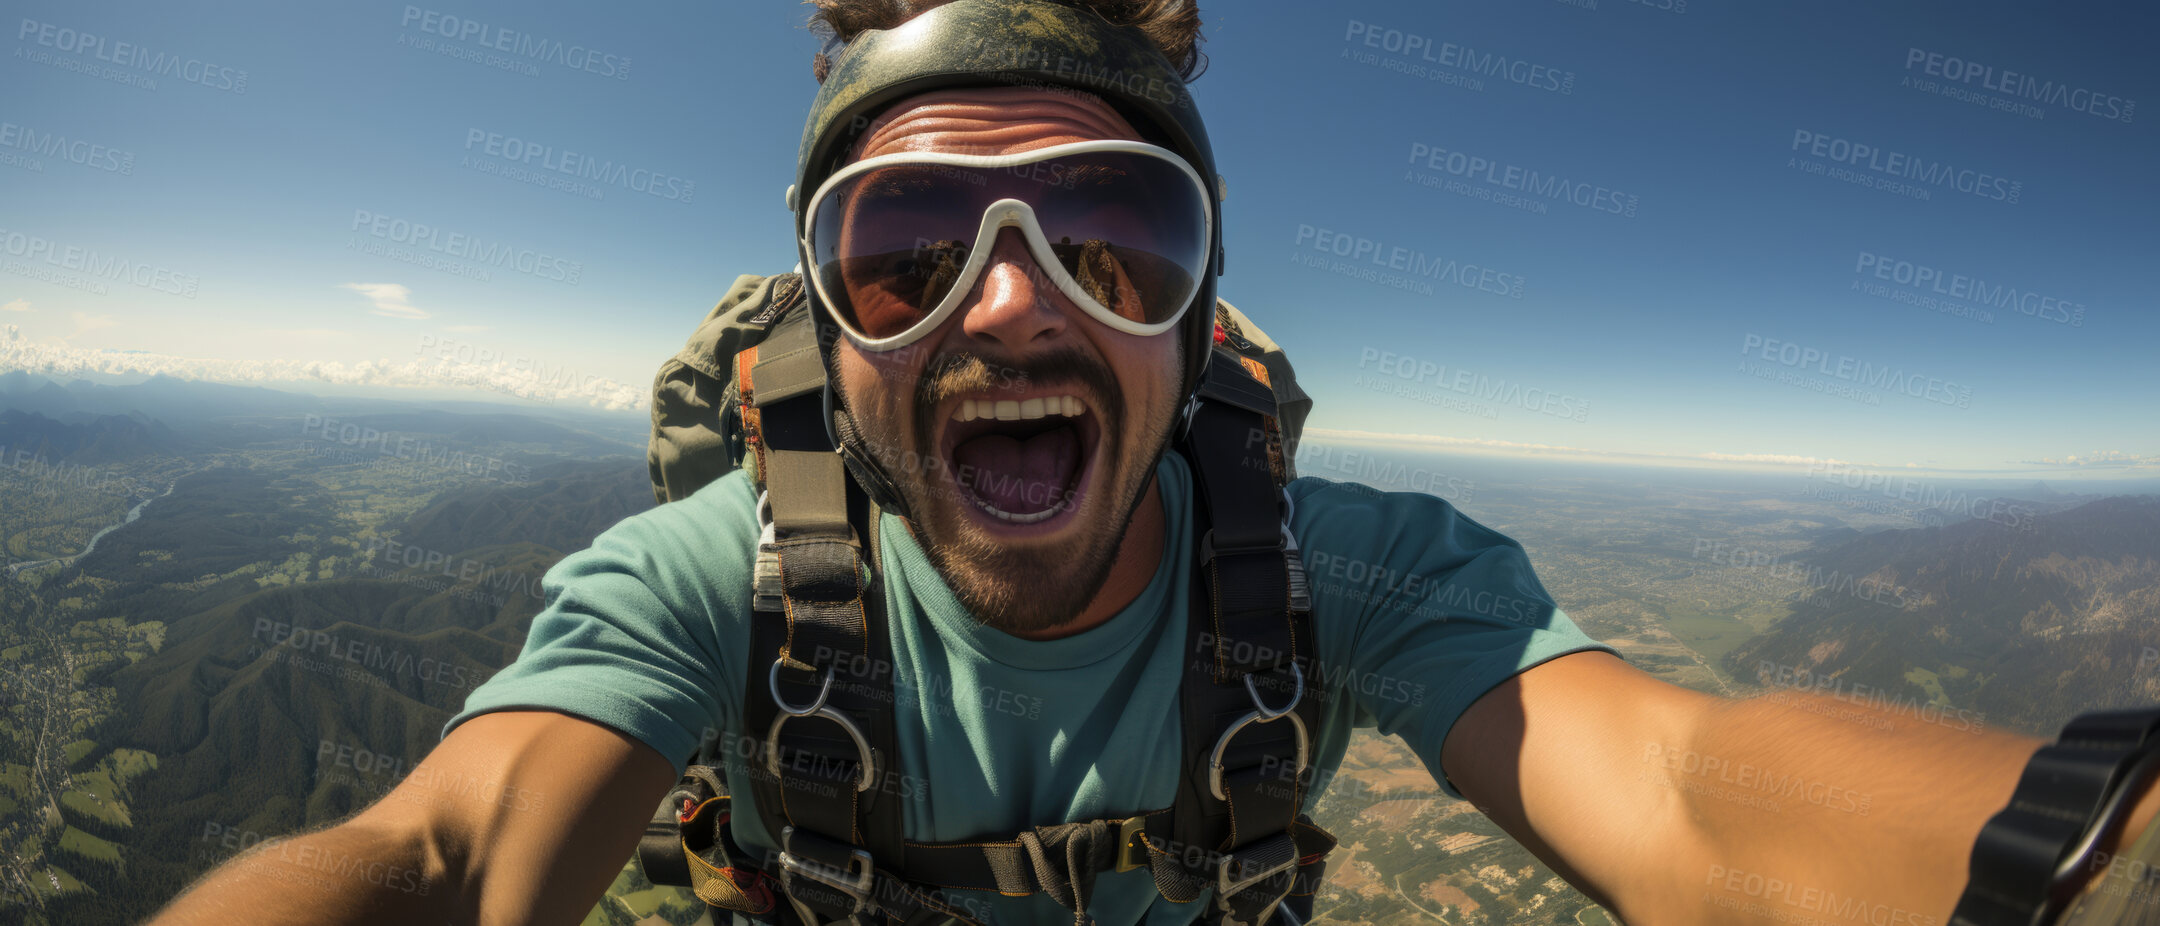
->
xmin=912 ymin=347 xmax=1123 ymax=424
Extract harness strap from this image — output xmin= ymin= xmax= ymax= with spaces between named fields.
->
xmin=722 ymin=326 xmax=1335 ymax=925
xmin=1154 ymin=347 xmax=1328 ymax=925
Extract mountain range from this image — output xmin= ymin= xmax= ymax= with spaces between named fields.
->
xmin=1727 ymin=495 xmax=2160 ymax=734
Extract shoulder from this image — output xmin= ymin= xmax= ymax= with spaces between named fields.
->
xmin=557 ymin=468 xmax=761 ymax=599
xmin=1287 ymin=472 xmax=1555 ymax=630
xmin=1288 ymin=473 xmax=1522 ymax=564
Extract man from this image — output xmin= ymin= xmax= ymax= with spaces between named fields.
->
xmin=152 ymin=2 xmax=2158 ymax=925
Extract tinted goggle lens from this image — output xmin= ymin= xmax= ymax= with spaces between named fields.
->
xmin=807 ymin=146 xmax=1209 ymax=344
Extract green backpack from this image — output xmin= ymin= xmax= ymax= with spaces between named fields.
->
xmin=646 ymin=272 xmax=1313 ymax=505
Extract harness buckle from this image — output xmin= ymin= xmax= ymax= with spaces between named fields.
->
xmin=753 ymin=491 xmax=784 ymax=612
xmin=1214 ymin=836 xmax=1297 ymax=926
xmin=778 ymin=825 xmax=875 ymax=923
xmin=1196 ymin=527 xmax=1286 ymax=568
xmin=1115 ymin=815 xmax=1150 ymax=873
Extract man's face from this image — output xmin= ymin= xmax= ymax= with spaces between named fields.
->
xmin=829 ymin=86 xmax=1187 ymax=635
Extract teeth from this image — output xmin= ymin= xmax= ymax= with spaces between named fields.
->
xmin=948 ymin=395 xmax=1089 ymax=422
xmin=962 ymin=483 xmax=1073 ymax=524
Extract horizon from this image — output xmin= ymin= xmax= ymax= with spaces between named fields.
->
xmin=6 ymin=366 xmax=2158 ymax=497
xmin=4 ymin=1 xmax=2155 ymax=481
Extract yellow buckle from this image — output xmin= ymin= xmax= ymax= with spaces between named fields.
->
xmin=1116 ymin=815 xmax=1149 ymax=873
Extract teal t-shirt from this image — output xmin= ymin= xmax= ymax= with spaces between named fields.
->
xmin=445 ymin=450 xmax=1614 ymax=924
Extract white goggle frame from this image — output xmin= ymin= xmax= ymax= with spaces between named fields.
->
xmin=798 ymin=139 xmax=1215 ymax=352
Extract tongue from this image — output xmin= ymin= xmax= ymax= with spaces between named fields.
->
xmin=953 ymin=423 xmax=1080 ymax=515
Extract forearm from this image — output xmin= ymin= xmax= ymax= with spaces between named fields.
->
xmin=1669 ymin=689 xmax=2042 ymax=925
xmin=149 ymin=817 xmax=465 ymax=925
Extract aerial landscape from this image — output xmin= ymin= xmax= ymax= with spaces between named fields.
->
xmin=2 ymin=373 xmax=2152 ymax=925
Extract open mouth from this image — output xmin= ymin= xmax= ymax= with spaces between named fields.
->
xmin=935 ymin=390 xmax=1103 ymax=530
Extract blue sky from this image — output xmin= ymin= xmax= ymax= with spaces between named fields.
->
xmin=2 ymin=0 xmax=2154 ymax=477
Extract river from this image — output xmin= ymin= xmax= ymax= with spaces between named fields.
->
xmin=5 ymin=479 xmax=176 ymax=578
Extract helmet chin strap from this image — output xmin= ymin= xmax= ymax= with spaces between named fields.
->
xmin=828 ymin=394 xmax=916 ymax=523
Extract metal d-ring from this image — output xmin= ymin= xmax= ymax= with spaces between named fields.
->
xmin=1211 ymin=664 xmax=1310 ymax=802
xmin=766 ymin=659 xmax=879 ymax=793
xmin=770 ymin=659 xmax=835 ymax=716
xmin=1244 ymin=663 xmax=1303 ymax=720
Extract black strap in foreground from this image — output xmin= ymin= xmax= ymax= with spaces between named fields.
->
xmin=1952 ymin=708 xmax=2160 ymax=926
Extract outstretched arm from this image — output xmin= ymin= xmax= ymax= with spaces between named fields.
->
xmin=1441 ymin=651 xmax=2159 ymax=924
xmin=149 ymin=709 xmax=675 ymax=926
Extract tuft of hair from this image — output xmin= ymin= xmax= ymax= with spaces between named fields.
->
xmin=807 ymin=0 xmax=1205 ymax=83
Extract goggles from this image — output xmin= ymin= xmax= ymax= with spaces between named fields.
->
xmin=801 ymin=139 xmax=1214 ymax=351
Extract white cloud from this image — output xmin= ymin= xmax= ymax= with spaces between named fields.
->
xmin=341 ymin=282 xmax=428 ymax=320
xmin=0 ymin=323 xmax=646 ymax=411
xmin=1697 ymin=451 xmax=1850 ymax=466
xmin=2015 ymin=450 xmax=2160 ymax=469
xmin=1 ymin=299 xmax=29 ymax=313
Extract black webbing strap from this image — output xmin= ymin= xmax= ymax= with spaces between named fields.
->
xmin=1145 ymin=347 xmax=1330 ymax=925
xmin=1951 ymin=709 xmax=2160 ymax=926
xmin=740 ymin=312 xmax=981 ymax=926
xmin=895 ymin=814 xmax=1155 ymax=891
xmin=1184 ymin=352 xmax=1294 ymax=684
